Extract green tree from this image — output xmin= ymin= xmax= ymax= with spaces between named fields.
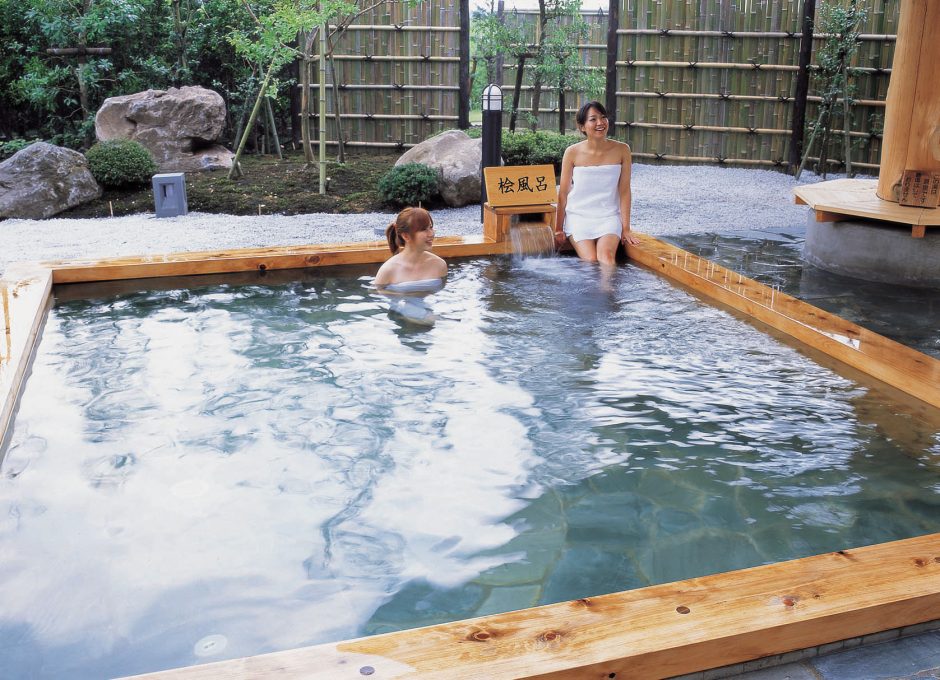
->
xmin=796 ymin=0 xmax=867 ymax=179
xmin=527 ymin=0 xmax=600 ymax=132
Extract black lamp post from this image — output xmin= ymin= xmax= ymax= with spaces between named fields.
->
xmin=481 ymin=83 xmax=503 ymax=219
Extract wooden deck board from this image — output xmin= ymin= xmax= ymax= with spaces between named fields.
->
xmin=792 ymin=178 xmax=940 ymax=235
xmin=45 ymin=236 xmax=513 ymax=284
xmin=119 ymin=533 xmax=940 ymax=679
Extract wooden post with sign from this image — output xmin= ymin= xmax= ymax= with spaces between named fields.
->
xmin=482 ymin=164 xmax=557 ymax=243
xmin=898 ymin=170 xmax=940 ymax=209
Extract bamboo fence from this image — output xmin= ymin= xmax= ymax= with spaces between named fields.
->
xmin=499 ymin=0 xmax=899 ymax=169
xmin=301 ymin=0 xmax=898 ymax=166
xmin=305 ymin=0 xmax=462 ymax=150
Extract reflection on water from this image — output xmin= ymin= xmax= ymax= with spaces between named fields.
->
xmin=0 ymin=257 xmax=938 ymax=678
xmin=666 ymin=230 xmax=940 ymax=359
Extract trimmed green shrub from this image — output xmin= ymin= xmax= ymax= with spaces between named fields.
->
xmin=86 ymin=139 xmax=158 ymax=188
xmin=500 ymin=130 xmax=580 ymax=171
xmin=378 ymin=162 xmax=440 ymax=206
xmin=0 ymin=139 xmax=39 ymax=161
xmin=465 ymin=126 xmax=482 ymax=139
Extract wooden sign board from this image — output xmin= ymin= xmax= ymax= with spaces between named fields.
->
xmin=898 ymin=169 xmax=940 ymax=208
xmin=484 ymin=164 xmax=557 ymax=207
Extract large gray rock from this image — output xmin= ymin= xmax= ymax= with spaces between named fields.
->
xmin=0 ymin=142 xmax=101 ymax=219
xmin=95 ymin=86 xmax=234 ymax=173
xmin=396 ymin=130 xmax=481 ymax=207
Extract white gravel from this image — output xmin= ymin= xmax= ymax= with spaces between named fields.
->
xmin=0 ymin=164 xmax=841 ymax=275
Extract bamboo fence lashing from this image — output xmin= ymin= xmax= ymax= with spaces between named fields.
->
xmin=307 ymin=0 xmax=462 ymax=148
xmin=498 ymin=1 xmax=896 ymax=169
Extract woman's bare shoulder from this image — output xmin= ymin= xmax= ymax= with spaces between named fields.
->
xmin=608 ymin=139 xmax=632 ymax=156
xmin=427 ymin=252 xmax=448 ymax=275
xmin=563 ymin=140 xmax=586 ymax=160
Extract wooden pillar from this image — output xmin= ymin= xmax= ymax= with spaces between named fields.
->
xmin=605 ymin=0 xmax=620 ymax=137
xmin=788 ymin=0 xmax=817 ymax=169
xmin=876 ymin=0 xmax=940 ymax=201
xmin=458 ymin=0 xmax=471 ymax=129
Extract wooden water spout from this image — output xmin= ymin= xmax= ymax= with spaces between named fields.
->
xmin=876 ymin=0 xmax=940 ymax=203
xmin=509 ymin=222 xmax=555 ymax=257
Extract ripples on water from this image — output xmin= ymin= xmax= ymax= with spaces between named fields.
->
xmin=1 ymin=257 xmax=939 ymax=678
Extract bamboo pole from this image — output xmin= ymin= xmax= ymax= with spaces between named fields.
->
xmin=305 ymin=113 xmax=458 ymax=120
xmin=264 ymin=97 xmax=282 ymax=160
xmin=614 ymin=28 xmax=894 ymax=41
xmin=329 ymin=24 xmax=460 ymax=32
xmin=308 ymin=54 xmax=459 ymax=62
xmin=228 ymin=61 xmax=277 ymax=180
xmin=620 ymin=120 xmax=878 ymax=138
xmin=304 ymin=83 xmax=460 ymax=90
xmin=319 ymin=18 xmax=326 ymax=194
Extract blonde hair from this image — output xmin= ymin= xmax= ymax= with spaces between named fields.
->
xmin=385 ymin=206 xmax=434 ymax=254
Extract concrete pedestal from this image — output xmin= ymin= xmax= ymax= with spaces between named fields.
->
xmin=804 ymin=213 xmax=940 ymax=288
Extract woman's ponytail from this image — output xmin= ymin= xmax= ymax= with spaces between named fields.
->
xmin=385 ymin=221 xmax=401 ymax=254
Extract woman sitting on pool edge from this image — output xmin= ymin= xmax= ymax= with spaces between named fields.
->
xmin=374 ymin=206 xmax=447 ymax=293
xmin=554 ymin=100 xmax=640 ymax=264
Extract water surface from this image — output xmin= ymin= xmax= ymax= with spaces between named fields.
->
xmin=1 ymin=256 xmax=938 ymax=679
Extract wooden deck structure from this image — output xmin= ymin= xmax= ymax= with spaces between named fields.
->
xmin=794 ymin=178 xmax=940 ymax=238
xmin=1 ymin=232 xmax=939 ymax=679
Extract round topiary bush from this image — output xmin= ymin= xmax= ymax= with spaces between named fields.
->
xmin=378 ymin=162 xmax=440 ymax=206
xmin=86 ymin=139 xmax=158 ymax=188
xmin=501 ymin=130 xmax=580 ymax=172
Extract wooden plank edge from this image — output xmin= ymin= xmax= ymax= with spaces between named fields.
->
xmin=627 ymin=235 xmax=940 ymax=409
xmin=47 ymin=238 xmax=514 ymax=284
xmin=0 ymin=267 xmax=52 ymax=456
xmin=118 ymin=533 xmax=940 ymax=679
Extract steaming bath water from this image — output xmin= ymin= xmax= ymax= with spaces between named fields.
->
xmin=1 ymin=256 xmax=938 ymax=679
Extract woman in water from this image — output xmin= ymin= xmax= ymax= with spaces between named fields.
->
xmin=554 ymin=101 xmax=640 ymax=264
xmin=374 ymin=206 xmax=447 ymax=292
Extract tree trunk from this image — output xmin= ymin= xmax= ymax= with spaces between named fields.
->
xmin=326 ymin=32 xmax=346 ymax=163
xmin=509 ymin=54 xmax=527 ymax=132
xmin=528 ymin=0 xmax=548 ymax=131
xmin=229 ymin=61 xmax=277 ymax=179
xmin=265 ymin=97 xmax=283 ymax=159
xmin=170 ymin=0 xmax=187 ymax=83
xmin=301 ymin=56 xmax=313 ymax=164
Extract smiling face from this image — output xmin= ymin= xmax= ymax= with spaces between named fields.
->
xmin=579 ymin=106 xmax=609 ymax=139
xmin=401 ymin=212 xmax=435 ymax=251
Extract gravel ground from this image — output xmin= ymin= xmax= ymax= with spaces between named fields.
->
xmin=0 ymin=164 xmax=840 ymax=275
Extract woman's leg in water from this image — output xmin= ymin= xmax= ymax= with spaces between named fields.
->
xmin=595 ymin=234 xmax=620 ymax=265
xmin=570 ymin=237 xmax=599 ymax=262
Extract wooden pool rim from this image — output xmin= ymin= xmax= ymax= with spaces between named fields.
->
xmin=1 ymin=233 xmax=938 ymax=679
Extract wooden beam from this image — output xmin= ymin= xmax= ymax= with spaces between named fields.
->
xmin=815 ymin=210 xmax=843 ymax=222
xmin=0 ymin=266 xmax=52 ymax=455
xmin=877 ymin=0 xmax=940 ymax=202
xmin=44 ymin=236 xmax=512 ymax=285
xmin=913 ymin=224 xmax=927 ymax=238
xmin=789 ymin=0 xmax=817 ymax=169
xmin=626 ymin=234 xmax=940 ymax=409
xmin=118 ymin=533 xmax=940 ymax=679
